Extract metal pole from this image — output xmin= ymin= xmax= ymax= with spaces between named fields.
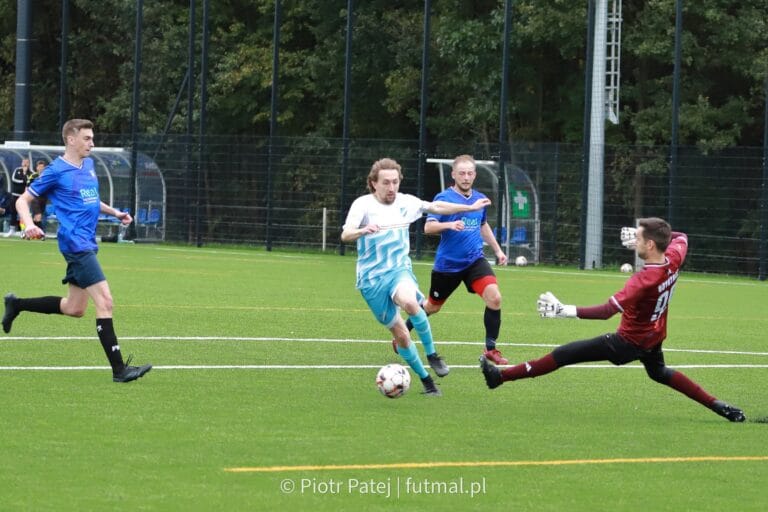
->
xmin=196 ymin=0 xmax=210 ymax=248
xmin=759 ymin=73 xmax=768 ymax=281
xmin=497 ymin=0 xmax=512 ymax=259
xmin=322 ymin=207 xmax=327 ymax=252
xmin=585 ymin=0 xmax=607 ymax=270
xmin=580 ymin=0 xmax=595 ymax=270
xmin=128 ymin=0 xmax=143 ymax=240
xmin=152 ymin=69 xmax=189 ymax=161
xmin=415 ymin=0 xmax=431 ymax=260
xmin=339 ymin=0 xmax=354 ymax=256
xmin=266 ymin=0 xmax=281 ymax=251
xmin=668 ymin=0 xmax=682 ymax=226
xmin=13 ymin=0 xmax=33 ymax=139
xmin=185 ymin=0 xmax=196 ymax=243
xmin=58 ymin=0 xmax=70 ymax=129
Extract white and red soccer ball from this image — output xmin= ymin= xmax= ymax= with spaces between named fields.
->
xmin=376 ymin=363 xmax=411 ymax=398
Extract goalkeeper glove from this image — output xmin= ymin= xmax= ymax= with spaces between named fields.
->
xmin=537 ymin=291 xmax=577 ymax=319
xmin=620 ymin=227 xmax=637 ymax=249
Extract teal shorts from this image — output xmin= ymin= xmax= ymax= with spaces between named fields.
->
xmin=360 ymin=268 xmax=425 ymax=328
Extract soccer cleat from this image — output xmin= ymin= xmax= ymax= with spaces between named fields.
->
xmin=427 ymin=352 xmax=449 ymax=377
xmin=483 ymin=348 xmax=509 ymax=365
xmin=711 ymin=400 xmax=746 ymax=423
xmin=479 ymin=355 xmax=503 ymax=389
xmin=420 ymin=375 xmax=442 ymax=396
xmin=2 ymin=293 xmax=20 ymax=334
xmin=112 ymin=355 xmax=153 ymax=383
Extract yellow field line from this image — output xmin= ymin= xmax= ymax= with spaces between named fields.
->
xmin=225 ymin=456 xmax=768 ymax=473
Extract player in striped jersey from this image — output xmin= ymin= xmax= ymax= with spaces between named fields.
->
xmin=342 ymin=158 xmax=490 ymax=396
xmin=480 ymin=217 xmax=745 ymax=422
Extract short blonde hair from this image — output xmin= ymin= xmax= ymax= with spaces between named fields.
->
xmin=452 ymin=154 xmax=475 ymax=171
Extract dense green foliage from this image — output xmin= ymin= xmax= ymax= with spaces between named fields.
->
xmin=1 ymin=0 xmax=766 ymax=149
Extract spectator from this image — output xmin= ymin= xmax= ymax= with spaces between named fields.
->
xmin=4 ymin=158 xmax=31 ymax=237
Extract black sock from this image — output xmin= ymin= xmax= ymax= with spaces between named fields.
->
xmin=96 ymin=318 xmax=124 ymax=372
xmin=484 ymin=307 xmax=501 ymax=349
xmin=17 ymin=296 xmax=62 ymax=315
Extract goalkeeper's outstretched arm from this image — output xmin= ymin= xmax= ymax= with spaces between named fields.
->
xmin=537 ymin=291 xmax=620 ymax=320
xmin=575 ymin=302 xmax=620 ymax=320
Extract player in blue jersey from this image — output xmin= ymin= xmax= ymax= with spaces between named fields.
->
xmin=403 ymin=155 xmax=510 ymax=365
xmin=2 ymin=119 xmax=152 ymax=383
xmin=342 ymin=158 xmax=490 ymax=396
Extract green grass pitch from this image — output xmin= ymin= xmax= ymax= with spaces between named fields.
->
xmin=1 ymin=238 xmax=767 ymax=511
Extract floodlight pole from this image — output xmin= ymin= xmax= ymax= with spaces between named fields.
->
xmin=415 ymin=0 xmax=431 ymax=260
xmin=668 ymin=0 xmax=683 ymax=227
xmin=339 ymin=0 xmax=354 ymax=256
xmin=58 ymin=0 xmax=70 ymax=129
xmin=13 ymin=0 xmax=32 ymax=139
xmin=497 ymin=0 xmax=512 ymax=259
xmin=580 ymin=0 xmax=596 ymax=270
xmin=759 ymin=72 xmax=768 ymax=281
xmin=128 ymin=0 xmax=143 ymax=240
xmin=196 ymin=0 xmax=210 ymax=248
xmin=584 ymin=0 xmax=608 ymax=270
xmin=266 ymin=0 xmax=281 ymax=252
xmin=185 ymin=0 xmax=197 ymax=243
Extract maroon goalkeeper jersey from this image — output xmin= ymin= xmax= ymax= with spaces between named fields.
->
xmin=609 ymin=233 xmax=688 ymax=350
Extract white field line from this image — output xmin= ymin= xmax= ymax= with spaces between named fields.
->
xmin=2 ymin=336 xmax=767 ymax=371
xmin=2 ymin=364 xmax=768 ymax=372
xmin=2 ymin=336 xmax=768 ymax=357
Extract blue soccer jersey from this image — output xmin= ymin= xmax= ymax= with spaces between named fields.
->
xmin=29 ymin=156 xmax=101 ymax=254
xmin=427 ymin=188 xmax=488 ymax=272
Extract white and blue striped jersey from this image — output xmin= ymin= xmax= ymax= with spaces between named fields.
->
xmin=343 ymin=193 xmax=428 ymax=289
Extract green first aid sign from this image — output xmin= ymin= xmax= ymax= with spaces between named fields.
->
xmin=511 ymin=189 xmax=530 ymax=218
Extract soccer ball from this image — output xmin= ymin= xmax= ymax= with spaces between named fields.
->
xmin=620 ymin=263 xmax=633 ymax=273
xmin=376 ymin=363 xmax=411 ymax=399
xmin=515 ymin=255 xmax=528 ymax=267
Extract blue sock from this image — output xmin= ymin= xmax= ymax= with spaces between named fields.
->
xmin=397 ymin=341 xmax=428 ymax=379
xmin=409 ymin=309 xmax=435 ymax=356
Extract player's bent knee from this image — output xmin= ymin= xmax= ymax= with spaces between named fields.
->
xmin=400 ymin=300 xmax=421 ymax=316
xmin=646 ymin=366 xmax=674 ymax=384
xmin=424 ymin=302 xmax=442 ymax=315
xmin=485 ymin=293 xmax=502 ymax=310
xmin=67 ymin=307 xmax=87 ymax=318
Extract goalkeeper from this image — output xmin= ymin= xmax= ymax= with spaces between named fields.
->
xmin=479 ymin=217 xmax=745 ymax=422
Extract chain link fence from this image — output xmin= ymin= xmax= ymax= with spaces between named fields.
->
xmin=3 ymin=132 xmax=766 ymax=278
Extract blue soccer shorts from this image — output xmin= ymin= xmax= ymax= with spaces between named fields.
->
xmin=360 ymin=268 xmax=425 ymax=328
xmin=61 ymin=251 xmax=107 ymax=289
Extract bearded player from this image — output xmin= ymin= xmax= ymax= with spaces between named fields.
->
xmin=401 ymin=155 xmax=510 ymax=365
